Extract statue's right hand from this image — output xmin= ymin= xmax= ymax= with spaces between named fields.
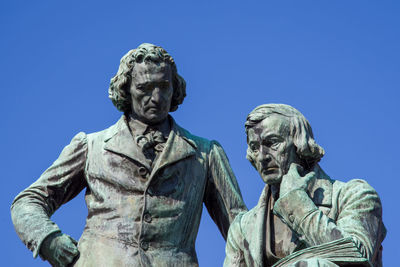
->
xmin=279 ymin=163 xmax=316 ymax=198
xmin=40 ymin=232 xmax=79 ymax=267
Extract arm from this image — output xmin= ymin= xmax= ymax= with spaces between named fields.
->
xmin=224 ymin=213 xmax=246 ymax=267
xmin=273 ymin=166 xmax=384 ymax=263
xmin=11 ymin=132 xmax=88 ymax=259
xmin=204 ymin=140 xmax=247 ymax=239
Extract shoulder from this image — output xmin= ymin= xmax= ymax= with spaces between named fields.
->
xmin=230 ymin=204 xmax=260 ymax=238
xmin=333 ymin=178 xmax=382 ymax=210
xmin=240 ymin=206 xmax=259 ymax=230
xmin=174 ymin=122 xmax=217 ymax=152
xmin=70 ymin=131 xmax=87 ymax=143
xmin=227 ymin=211 xmax=246 ymax=240
xmin=334 ymin=178 xmax=378 ymax=196
xmin=313 ymin=167 xmax=379 ymax=202
xmin=63 ymin=119 xmax=121 ymax=153
xmin=62 ymin=131 xmax=88 ymax=151
xmin=86 ymin=119 xmax=121 ymax=143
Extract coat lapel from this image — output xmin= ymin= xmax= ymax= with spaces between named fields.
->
xmin=103 ymin=116 xmax=197 ymax=178
xmin=150 ymin=119 xmax=196 ymax=178
xmin=103 ymin=116 xmax=151 ymax=170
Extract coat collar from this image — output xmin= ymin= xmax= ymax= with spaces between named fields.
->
xmin=306 ymin=165 xmax=333 ymax=207
xmin=103 ymin=115 xmax=197 ymax=172
xmin=150 ymin=119 xmax=197 ymax=177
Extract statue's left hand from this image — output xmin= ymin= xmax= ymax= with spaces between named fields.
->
xmin=279 ymin=163 xmax=316 ymax=198
xmin=40 ymin=232 xmax=79 ymax=267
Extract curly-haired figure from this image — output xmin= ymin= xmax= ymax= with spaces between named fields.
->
xmin=11 ymin=43 xmax=247 ymax=266
xmin=108 ymin=43 xmax=186 ymax=115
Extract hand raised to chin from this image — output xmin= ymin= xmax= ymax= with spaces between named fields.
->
xmin=279 ymin=163 xmax=316 ymax=198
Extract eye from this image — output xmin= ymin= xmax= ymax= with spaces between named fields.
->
xmin=136 ymin=85 xmax=146 ymax=92
xmin=159 ymin=81 xmax=171 ymax=90
xmin=146 ymin=84 xmax=154 ymax=91
xmin=267 ymin=138 xmax=282 ymax=150
xmin=249 ymin=143 xmax=259 ymax=152
xmin=270 ymin=142 xmax=280 ymax=149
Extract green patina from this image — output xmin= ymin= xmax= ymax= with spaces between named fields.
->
xmin=224 ymin=104 xmax=386 ymax=267
xmin=11 ymin=43 xmax=247 ymax=267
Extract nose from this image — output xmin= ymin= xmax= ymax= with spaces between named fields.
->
xmin=257 ymin=147 xmax=272 ymax=164
xmin=150 ymin=87 xmax=161 ymax=104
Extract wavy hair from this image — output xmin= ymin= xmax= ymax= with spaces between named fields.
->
xmin=108 ymin=43 xmax=186 ymax=114
xmin=245 ymin=104 xmax=325 ymax=168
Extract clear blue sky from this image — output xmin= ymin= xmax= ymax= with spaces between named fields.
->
xmin=2 ymin=1 xmax=399 ymax=266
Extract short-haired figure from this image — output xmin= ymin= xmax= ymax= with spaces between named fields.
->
xmin=11 ymin=43 xmax=247 ymax=266
xmin=224 ymin=104 xmax=385 ymax=267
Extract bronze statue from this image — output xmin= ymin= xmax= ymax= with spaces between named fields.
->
xmin=224 ymin=104 xmax=385 ymax=267
xmin=11 ymin=43 xmax=247 ymax=266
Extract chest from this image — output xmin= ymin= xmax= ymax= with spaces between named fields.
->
xmin=84 ymin=142 xmax=208 ymax=200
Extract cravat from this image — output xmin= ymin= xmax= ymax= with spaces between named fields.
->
xmin=135 ymin=130 xmax=166 ymax=162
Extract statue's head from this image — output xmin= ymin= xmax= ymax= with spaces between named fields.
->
xmin=109 ymin=43 xmax=186 ymax=124
xmin=245 ymin=104 xmax=325 ymax=185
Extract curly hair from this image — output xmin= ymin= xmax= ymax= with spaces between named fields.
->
xmin=245 ymin=104 xmax=325 ymax=168
xmin=108 ymin=43 xmax=186 ymax=114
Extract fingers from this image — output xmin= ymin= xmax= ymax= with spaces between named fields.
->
xmin=301 ymin=171 xmax=316 ymax=190
xmin=53 ymin=235 xmax=79 ymax=266
xmin=61 ymin=236 xmax=79 ymax=257
xmin=57 ymin=246 xmax=79 ymax=267
xmin=304 ymin=171 xmax=316 ymax=183
xmin=68 ymin=235 xmax=78 ymax=246
xmin=58 ymin=251 xmax=79 ymax=266
xmin=288 ymin=163 xmax=303 ymax=176
xmin=288 ymin=163 xmax=315 ymax=186
xmin=62 ymin=245 xmax=79 ymax=257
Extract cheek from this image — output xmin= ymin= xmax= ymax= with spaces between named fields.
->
xmin=164 ymin=88 xmax=174 ymax=101
xmin=131 ymin=89 xmax=145 ymax=100
xmin=137 ymin=93 xmax=151 ymax=104
xmin=161 ymin=90 xmax=174 ymax=109
xmin=277 ymin=144 xmax=297 ymax=170
xmin=276 ymin=146 xmax=290 ymax=165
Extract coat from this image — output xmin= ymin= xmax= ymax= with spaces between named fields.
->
xmin=11 ymin=115 xmax=247 ymax=267
xmin=224 ymin=166 xmax=385 ymax=267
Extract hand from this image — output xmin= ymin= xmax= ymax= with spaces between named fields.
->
xmin=40 ymin=232 xmax=79 ymax=267
xmin=279 ymin=163 xmax=315 ymax=198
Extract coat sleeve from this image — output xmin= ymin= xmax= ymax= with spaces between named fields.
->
xmin=204 ymin=140 xmax=247 ymax=239
xmin=10 ymin=132 xmax=88 ymax=258
xmin=224 ymin=212 xmax=247 ymax=267
xmin=273 ymin=179 xmax=385 ymax=263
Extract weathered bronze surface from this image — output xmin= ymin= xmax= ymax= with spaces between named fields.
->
xmin=224 ymin=104 xmax=386 ymax=267
xmin=11 ymin=43 xmax=247 ymax=266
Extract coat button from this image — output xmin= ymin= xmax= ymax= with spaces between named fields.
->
xmin=138 ymin=167 xmax=148 ymax=178
xmin=140 ymin=241 xmax=149 ymax=251
xmin=143 ymin=213 xmax=152 ymax=223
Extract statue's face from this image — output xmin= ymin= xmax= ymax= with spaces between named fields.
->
xmin=247 ymin=115 xmax=300 ymax=185
xmin=129 ymin=61 xmax=173 ymax=124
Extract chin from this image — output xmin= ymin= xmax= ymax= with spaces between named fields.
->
xmin=143 ymin=114 xmax=167 ymax=124
xmin=261 ymin=174 xmax=282 ymax=185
